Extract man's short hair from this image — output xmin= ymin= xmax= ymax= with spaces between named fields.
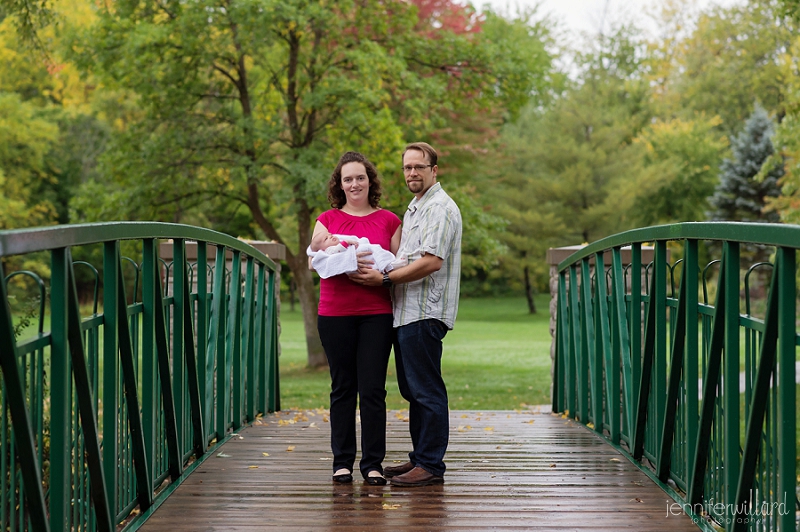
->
xmin=402 ymin=142 xmax=438 ymax=167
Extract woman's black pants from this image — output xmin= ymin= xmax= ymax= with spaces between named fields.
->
xmin=317 ymin=313 xmax=393 ymax=477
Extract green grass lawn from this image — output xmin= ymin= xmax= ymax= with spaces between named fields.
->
xmin=278 ymin=295 xmax=554 ymax=411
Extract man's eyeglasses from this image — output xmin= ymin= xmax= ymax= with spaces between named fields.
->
xmin=403 ymin=164 xmax=433 ymax=173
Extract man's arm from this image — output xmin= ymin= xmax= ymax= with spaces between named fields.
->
xmin=348 ymin=253 xmax=442 ymax=287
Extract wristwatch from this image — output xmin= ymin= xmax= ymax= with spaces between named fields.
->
xmin=382 ymin=273 xmax=392 ymax=287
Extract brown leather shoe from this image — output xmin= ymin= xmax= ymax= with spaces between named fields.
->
xmin=389 ymin=466 xmax=444 ymax=487
xmin=383 ymin=461 xmax=414 ymax=478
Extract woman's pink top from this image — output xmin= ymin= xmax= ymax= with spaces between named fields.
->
xmin=317 ymin=208 xmax=401 ymax=316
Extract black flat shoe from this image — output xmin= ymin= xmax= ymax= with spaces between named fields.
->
xmin=332 ymin=472 xmax=353 ymax=483
xmin=364 ymin=475 xmax=387 ymax=486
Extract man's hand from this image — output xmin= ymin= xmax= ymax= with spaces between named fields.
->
xmin=348 ymin=268 xmax=383 ymax=286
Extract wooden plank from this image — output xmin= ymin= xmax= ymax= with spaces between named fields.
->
xmin=138 ymin=411 xmax=701 ymax=531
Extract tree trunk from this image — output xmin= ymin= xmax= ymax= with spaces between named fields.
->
xmin=524 ymin=265 xmax=536 ymax=314
xmin=289 ymin=275 xmax=296 ymax=312
xmin=285 ymin=253 xmax=327 ymax=368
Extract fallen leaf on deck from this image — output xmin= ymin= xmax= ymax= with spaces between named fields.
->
xmin=262 ymin=453 xmax=269 ymax=457
xmin=382 ymin=503 xmax=401 ymax=510
xmin=248 ymin=465 xmax=258 ymax=469
xmin=287 ymin=446 xmax=296 ymax=452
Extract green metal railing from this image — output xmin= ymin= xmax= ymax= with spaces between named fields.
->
xmin=0 ymin=223 xmax=280 ymax=531
xmin=554 ymin=222 xmax=798 ymax=532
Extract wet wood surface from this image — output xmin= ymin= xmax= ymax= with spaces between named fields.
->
xmin=137 ymin=410 xmax=701 ymax=531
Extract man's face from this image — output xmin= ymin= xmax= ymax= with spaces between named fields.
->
xmin=403 ymin=149 xmax=437 ymax=198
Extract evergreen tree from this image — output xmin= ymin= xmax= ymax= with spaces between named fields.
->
xmin=709 ymin=106 xmax=783 ymax=222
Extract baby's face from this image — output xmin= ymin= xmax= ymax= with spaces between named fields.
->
xmin=322 ymin=234 xmax=340 ymax=248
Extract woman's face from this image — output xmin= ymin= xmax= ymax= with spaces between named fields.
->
xmin=340 ymin=162 xmax=370 ymax=206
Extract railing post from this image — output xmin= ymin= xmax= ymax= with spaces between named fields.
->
xmin=776 ymin=246 xmax=796 ymax=532
xmin=580 ymin=258 xmax=597 ymax=428
xmin=723 ymin=241 xmax=740 ymax=518
xmin=653 ymin=241 xmax=667 ymax=453
xmin=595 ymin=252 xmax=616 ymax=439
xmin=610 ymin=248 xmax=631 ymax=443
xmin=0 ymin=261 xmax=49 ymax=532
xmin=683 ymin=240 xmax=699 ymax=482
xmin=630 ymin=243 xmax=642 ymax=405
xmin=266 ymin=269 xmax=279 ymax=412
xmin=195 ymin=242 xmax=209 ymax=443
xmin=141 ymin=239 xmax=158 ymax=481
xmin=102 ymin=241 xmax=120 ymax=514
xmin=212 ymin=245 xmax=228 ymax=438
xmin=173 ymin=239 xmax=187 ymax=454
xmin=243 ymin=257 xmax=256 ymax=422
xmin=228 ymin=251 xmax=242 ymax=429
xmin=255 ymin=265 xmax=267 ymax=413
xmin=49 ymin=248 xmax=72 ymax=532
xmin=568 ymin=266 xmax=580 ymax=419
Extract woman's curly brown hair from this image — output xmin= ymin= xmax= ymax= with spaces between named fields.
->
xmin=327 ymin=151 xmax=382 ymax=209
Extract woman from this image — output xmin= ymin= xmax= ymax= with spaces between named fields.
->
xmin=311 ymin=151 xmax=401 ymax=485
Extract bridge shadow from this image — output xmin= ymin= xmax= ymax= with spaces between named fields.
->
xmin=136 ymin=410 xmax=701 ymax=531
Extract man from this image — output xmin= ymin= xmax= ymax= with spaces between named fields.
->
xmin=349 ymin=141 xmax=462 ymax=487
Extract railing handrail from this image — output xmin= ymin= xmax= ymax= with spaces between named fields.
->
xmin=1 ymin=222 xmax=281 ymax=532
xmin=556 ymin=221 xmax=800 ymax=271
xmin=0 ymin=222 xmax=276 ymax=269
xmin=554 ymin=222 xmax=797 ymax=532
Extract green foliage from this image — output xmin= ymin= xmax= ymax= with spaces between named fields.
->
xmin=662 ymin=0 xmax=794 ymax=135
xmin=626 ymin=116 xmax=729 ymax=225
xmin=0 ymin=91 xmax=59 ymax=229
xmin=65 ymin=0 xmax=553 ymax=364
xmin=709 ymin=105 xmax=782 ymax=222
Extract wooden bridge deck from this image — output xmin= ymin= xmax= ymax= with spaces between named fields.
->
xmin=137 ymin=410 xmax=701 ymax=531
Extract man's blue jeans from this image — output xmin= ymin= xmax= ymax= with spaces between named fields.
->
xmin=394 ymin=318 xmax=449 ymax=477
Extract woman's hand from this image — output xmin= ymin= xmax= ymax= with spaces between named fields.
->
xmin=355 ymin=251 xmax=374 ymax=272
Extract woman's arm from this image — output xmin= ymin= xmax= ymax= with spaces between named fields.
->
xmin=390 ymin=225 xmax=402 ymax=255
xmin=309 ymin=221 xmax=329 ymax=270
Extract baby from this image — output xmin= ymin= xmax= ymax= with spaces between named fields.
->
xmin=308 ymin=232 xmax=406 ymax=279
xmin=310 ymin=232 xmax=351 ymax=255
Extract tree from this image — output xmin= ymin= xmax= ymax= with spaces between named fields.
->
xmin=658 ymin=0 xmax=794 ymax=135
xmin=761 ymin=34 xmax=800 ymax=223
xmin=70 ymin=0 xmax=551 ymax=366
xmin=0 ymin=92 xmax=59 ymax=229
xmin=709 ymin=105 xmax=782 ymax=222
xmin=625 ymin=116 xmax=729 ymax=225
xmin=517 ymin=24 xmax=653 ymax=245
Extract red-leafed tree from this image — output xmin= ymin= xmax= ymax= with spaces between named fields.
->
xmin=410 ymin=0 xmax=484 ymax=35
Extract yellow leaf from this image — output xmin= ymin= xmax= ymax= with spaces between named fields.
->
xmin=262 ymin=453 xmax=269 ymax=457
xmin=484 ymin=427 xmax=494 ymax=431
xmin=248 ymin=465 xmax=259 ymax=469
xmin=382 ymin=503 xmax=401 ymax=510
xmin=287 ymin=446 xmax=296 ymax=452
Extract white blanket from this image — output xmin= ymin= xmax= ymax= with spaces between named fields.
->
xmin=307 ymin=235 xmax=406 ymax=279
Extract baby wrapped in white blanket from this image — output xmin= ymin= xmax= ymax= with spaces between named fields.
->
xmin=307 ymin=233 xmax=406 ymax=279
